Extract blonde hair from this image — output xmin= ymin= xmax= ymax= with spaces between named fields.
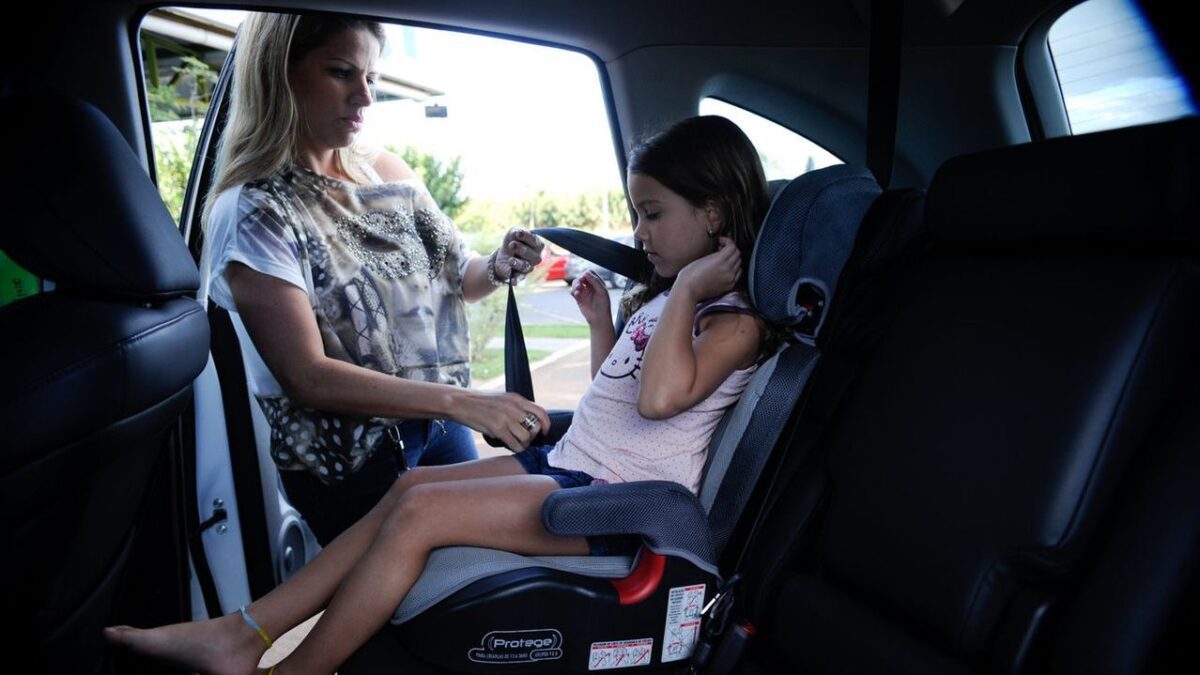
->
xmin=202 ymin=13 xmax=381 ymax=226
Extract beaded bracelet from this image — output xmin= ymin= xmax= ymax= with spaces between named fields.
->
xmin=486 ymin=249 xmax=507 ymax=286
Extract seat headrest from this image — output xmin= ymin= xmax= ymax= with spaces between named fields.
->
xmin=0 ymin=91 xmax=199 ymax=298
xmin=926 ymin=116 xmax=1200 ymax=247
xmin=750 ymin=165 xmax=881 ymax=340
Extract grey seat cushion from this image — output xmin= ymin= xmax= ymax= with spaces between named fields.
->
xmin=393 ymin=547 xmax=634 ymax=624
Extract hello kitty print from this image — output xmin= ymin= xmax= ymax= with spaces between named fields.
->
xmin=547 ymin=290 xmax=758 ymax=494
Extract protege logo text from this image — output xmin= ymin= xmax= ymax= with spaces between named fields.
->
xmin=468 ymin=629 xmax=564 ymax=664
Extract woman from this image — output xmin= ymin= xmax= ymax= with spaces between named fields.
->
xmin=199 ymin=12 xmax=550 ymax=544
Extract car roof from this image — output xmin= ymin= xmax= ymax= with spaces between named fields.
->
xmin=3 ymin=0 xmax=1087 ymax=194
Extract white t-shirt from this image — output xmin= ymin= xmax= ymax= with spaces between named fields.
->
xmin=199 ymin=184 xmax=299 ymax=397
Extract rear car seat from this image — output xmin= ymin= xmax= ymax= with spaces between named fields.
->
xmin=743 ymin=116 xmax=1200 ymax=673
xmin=369 ymin=165 xmax=886 ymax=673
xmin=0 ymin=91 xmax=210 ymax=672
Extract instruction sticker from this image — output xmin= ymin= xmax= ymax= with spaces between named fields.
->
xmin=588 ymin=638 xmax=653 ymax=670
xmin=661 ymin=583 xmax=705 ymax=663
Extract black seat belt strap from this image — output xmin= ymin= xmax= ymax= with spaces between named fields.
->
xmin=533 ymin=227 xmax=651 ymax=286
xmin=866 ymin=0 xmax=904 ymax=189
xmin=483 ymin=228 xmax=644 ymax=447
xmin=503 ymin=282 xmax=535 ymax=401
xmin=502 ymin=227 xmax=648 ymax=401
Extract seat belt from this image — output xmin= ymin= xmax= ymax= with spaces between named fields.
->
xmin=502 ymin=282 xmax=535 ymax=401
xmin=480 ymin=228 xmax=644 ymax=446
xmin=866 ymin=0 xmax=904 ymax=189
xmin=534 ymin=227 xmax=652 ymax=286
xmin=501 ymin=227 xmax=648 ymax=402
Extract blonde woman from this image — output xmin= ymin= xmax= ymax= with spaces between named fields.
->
xmin=198 ymin=12 xmax=548 ymax=544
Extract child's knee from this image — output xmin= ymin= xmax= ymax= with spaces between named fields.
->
xmin=380 ymin=483 xmax=437 ymax=538
xmin=381 ymin=468 xmax=422 ymax=507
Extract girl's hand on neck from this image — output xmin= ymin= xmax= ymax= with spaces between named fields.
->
xmin=673 ymin=237 xmax=742 ymax=303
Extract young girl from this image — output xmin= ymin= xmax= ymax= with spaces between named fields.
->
xmin=105 ymin=115 xmax=773 ymax=675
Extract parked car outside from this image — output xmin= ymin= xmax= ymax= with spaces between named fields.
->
xmin=530 ymin=243 xmax=569 ymax=283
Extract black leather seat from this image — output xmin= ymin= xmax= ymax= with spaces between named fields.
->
xmin=744 ymin=116 xmax=1200 ymax=673
xmin=0 ymin=91 xmax=210 ymax=673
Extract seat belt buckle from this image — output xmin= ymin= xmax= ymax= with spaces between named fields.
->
xmin=689 ymin=574 xmax=745 ymax=671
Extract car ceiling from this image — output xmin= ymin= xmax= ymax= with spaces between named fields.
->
xmin=158 ymin=0 xmax=1067 ymax=59
xmin=2 ymin=0 xmax=1079 ymax=190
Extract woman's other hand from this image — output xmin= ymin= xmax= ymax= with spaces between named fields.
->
xmin=674 ymin=236 xmax=741 ymax=301
xmin=458 ymin=390 xmax=550 ymax=451
xmin=570 ymin=270 xmax=612 ymax=327
xmin=494 ymin=228 xmax=544 ymax=282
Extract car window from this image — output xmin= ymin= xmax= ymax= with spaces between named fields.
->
xmin=138 ymin=7 xmax=624 ymax=415
xmin=139 ymin=8 xmax=229 ymax=226
xmin=1048 ymin=0 xmax=1196 ymax=135
xmin=699 ymin=97 xmax=842 ymax=180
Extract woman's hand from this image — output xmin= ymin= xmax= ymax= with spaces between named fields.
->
xmin=570 ymin=270 xmax=612 ymax=327
xmin=493 ymin=228 xmax=544 ymax=283
xmin=674 ymin=236 xmax=742 ymax=302
xmin=457 ymin=390 xmax=551 ymax=452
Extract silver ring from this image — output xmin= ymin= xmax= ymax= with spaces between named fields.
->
xmin=520 ymin=412 xmax=539 ymax=432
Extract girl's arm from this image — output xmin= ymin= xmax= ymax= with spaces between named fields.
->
xmin=571 ymin=270 xmax=617 ymax=378
xmin=638 ymin=238 xmax=761 ymax=419
xmin=227 ymin=263 xmax=549 ymax=450
xmin=588 ymin=321 xmax=618 ymax=380
xmin=637 ymin=292 xmax=761 ymax=419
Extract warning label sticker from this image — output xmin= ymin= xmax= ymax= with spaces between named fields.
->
xmin=588 ymin=638 xmax=654 ymax=670
xmin=661 ymin=583 xmax=705 ymax=663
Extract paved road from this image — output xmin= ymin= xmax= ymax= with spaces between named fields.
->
xmin=515 ymin=283 xmax=623 ymax=325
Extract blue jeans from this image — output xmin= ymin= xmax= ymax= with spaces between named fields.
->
xmin=280 ymin=419 xmax=477 ymax=546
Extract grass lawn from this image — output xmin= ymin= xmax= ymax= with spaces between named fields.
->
xmin=471 ymin=347 xmax=552 ymax=381
xmin=519 ymin=324 xmax=591 ymax=339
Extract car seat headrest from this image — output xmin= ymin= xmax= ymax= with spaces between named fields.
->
xmin=749 ymin=165 xmax=882 ymax=341
xmin=926 ymin=116 xmax=1200 ymax=247
xmin=0 ymin=90 xmax=199 ymax=299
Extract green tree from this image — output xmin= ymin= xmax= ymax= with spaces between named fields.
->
xmin=147 ymin=55 xmax=217 ymax=122
xmin=391 ymin=145 xmax=469 ymax=220
xmin=146 ymin=55 xmax=218 ymax=223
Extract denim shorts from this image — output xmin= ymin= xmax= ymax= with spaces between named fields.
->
xmin=514 ymin=445 xmax=640 ymax=557
xmin=512 ymin=444 xmax=597 ymax=489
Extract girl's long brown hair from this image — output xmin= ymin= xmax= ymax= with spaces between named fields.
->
xmin=623 ymin=115 xmax=788 ymax=355
xmin=622 ymin=115 xmax=767 ymax=313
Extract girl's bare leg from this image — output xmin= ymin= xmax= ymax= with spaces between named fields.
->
xmin=275 ymin=474 xmax=588 ymax=675
xmin=104 ymin=455 xmax=529 ymax=675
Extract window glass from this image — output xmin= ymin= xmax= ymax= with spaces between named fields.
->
xmin=699 ymin=97 xmax=841 ymax=180
xmin=139 ymin=8 xmax=626 ymax=413
xmin=139 ymin=8 xmax=231 ymax=225
xmin=1048 ymin=0 xmax=1196 ymax=135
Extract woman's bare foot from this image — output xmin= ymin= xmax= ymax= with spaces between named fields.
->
xmin=104 ymin=612 xmax=267 ymax=675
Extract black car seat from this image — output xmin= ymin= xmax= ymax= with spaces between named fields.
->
xmin=742 ymin=116 xmax=1200 ymax=673
xmin=0 ymin=92 xmax=210 ymax=673
xmin=380 ymin=164 xmax=884 ymax=673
